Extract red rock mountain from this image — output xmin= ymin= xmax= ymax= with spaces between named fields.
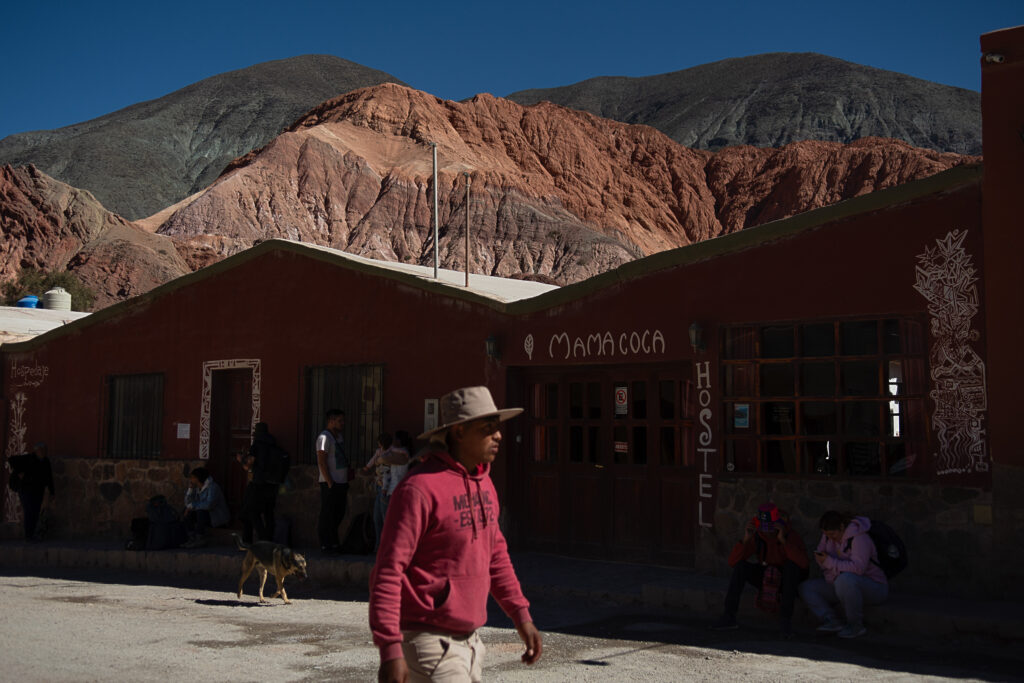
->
xmin=3 ymin=84 xmax=978 ymax=309
xmin=156 ymin=84 xmax=977 ymax=282
xmin=1 ymin=165 xmax=190 ymax=309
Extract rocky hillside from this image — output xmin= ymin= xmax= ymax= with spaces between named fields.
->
xmin=0 ymin=56 xmax=406 ymax=220
xmin=153 ymin=84 xmax=977 ymax=284
xmin=507 ymin=53 xmax=981 ymax=155
xmin=0 ymin=165 xmax=191 ymax=309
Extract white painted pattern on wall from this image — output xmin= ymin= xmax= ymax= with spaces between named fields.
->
xmin=3 ymin=392 xmax=28 ymax=522
xmin=199 ymin=360 xmax=261 ymax=460
xmin=913 ymin=229 xmax=989 ymax=475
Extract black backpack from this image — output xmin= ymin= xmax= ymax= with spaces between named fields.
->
xmin=258 ymin=443 xmax=291 ymax=485
xmin=846 ymin=519 xmax=907 ymax=578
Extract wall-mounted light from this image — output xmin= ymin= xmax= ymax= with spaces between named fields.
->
xmin=485 ymin=335 xmax=500 ymax=360
xmin=688 ymin=322 xmax=705 ymax=353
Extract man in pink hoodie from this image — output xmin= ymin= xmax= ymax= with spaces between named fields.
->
xmin=798 ymin=510 xmax=889 ymax=639
xmin=369 ymin=386 xmax=542 ymax=682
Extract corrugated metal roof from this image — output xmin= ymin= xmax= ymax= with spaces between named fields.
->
xmin=297 ymin=242 xmax=559 ymax=303
xmin=0 ymin=306 xmax=91 ymax=343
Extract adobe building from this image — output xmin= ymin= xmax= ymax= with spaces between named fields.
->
xmin=2 ymin=26 xmax=1021 ymax=599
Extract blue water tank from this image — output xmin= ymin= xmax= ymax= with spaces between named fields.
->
xmin=16 ymin=295 xmax=39 ymax=308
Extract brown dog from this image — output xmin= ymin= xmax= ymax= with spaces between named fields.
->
xmin=233 ymin=533 xmax=308 ymax=604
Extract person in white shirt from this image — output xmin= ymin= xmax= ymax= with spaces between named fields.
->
xmin=316 ymin=408 xmax=349 ymax=553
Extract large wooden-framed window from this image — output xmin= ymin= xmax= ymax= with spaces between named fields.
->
xmin=722 ymin=318 xmax=928 ymax=477
xmin=303 ymin=364 xmax=383 ymax=466
xmin=528 ymin=372 xmax=694 ymax=467
xmin=107 ymin=373 xmax=164 ymax=459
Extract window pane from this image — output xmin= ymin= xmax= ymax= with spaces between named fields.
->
xmin=801 ymin=402 xmax=837 ymax=435
xmin=842 ymin=360 xmax=879 ymax=395
xmin=587 ymin=426 xmax=600 ymax=463
xmin=801 ymin=361 xmax=836 ymax=396
xmin=725 ymin=439 xmax=758 ymax=473
xmin=587 ymin=382 xmax=602 ymax=419
xmin=887 ymin=360 xmax=904 ymax=397
xmin=883 ymin=319 xmax=903 ymax=354
xmin=614 ymin=384 xmax=628 ymax=420
xmin=724 ymin=326 xmax=756 ymax=359
xmin=903 ymin=359 xmax=927 ymax=395
xmin=760 ymin=363 xmax=794 ymax=396
xmin=763 ymin=402 xmax=796 ymax=435
xmin=659 ymin=380 xmax=676 ymax=419
xmin=844 ymin=402 xmax=881 ymax=437
xmin=569 ymin=425 xmax=583 ymax=462
xmin=765 ymin=441 xmax=798 ymax=474
xmin=632 ymin=381 xmax=647 ymax=419
xmin=613 ymin=426 xmax=628 ymax=464
xmin=761 ymin=325 xmax=795 ymax=358
xmin=903 ymin=320 xmax=925 ymax=355
xmin=845 ymin=442 xmax=881 ymax=476
xmin=726 ymin=402 xmax=755 ymax=434
xmin=660 ymin=426 xmax=677 ymax=466
xmin=545 ymin=383 xmax=559 ymax=419
xmin=886 ymin=442 xmax=908 ymax=476
xmin=569 ymin=382 xmax=583 ymax=419
xmin=801 ymin=323 xmax=835 ymax=356
xmin=804 ymin=441 xmax=837 ymax=475
xmin=724 ymin=363 xmax=754 ymax=396
xmin=841 ymin=321 xmax=878 ymax=355
xmin=887 ymin=399 xmax=903 ymax=438
xmin=547 ymin=426 xmax=559 ymax=463
xmin=633 ymin=426 xmax=648 ymax=464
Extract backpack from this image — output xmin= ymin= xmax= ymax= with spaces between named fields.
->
xmin=868 ymin=520 xmax=908 ymax=578
xmin=845 ymin=519 xmax=907 ymax=578
xmin=258 ymin=443 xmax=291 ymax=485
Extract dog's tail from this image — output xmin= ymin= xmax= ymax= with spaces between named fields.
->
xmin=231 ymin=533 xmax=250 ymax=552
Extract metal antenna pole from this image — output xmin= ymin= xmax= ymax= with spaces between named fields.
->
xmin=464 ymin=172 xmax=471 ymax=288
xmin=431 ymin=142 xmax=439 ymax=278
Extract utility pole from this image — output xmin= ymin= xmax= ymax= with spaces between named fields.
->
xmin=464 ymin=172 xmax=471 ymax=287
xmin=430 ymin=142 xmax=439 ymax=279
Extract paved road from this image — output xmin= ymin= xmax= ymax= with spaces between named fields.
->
xmin=0 ymin=569 xmax=1016 ymax=682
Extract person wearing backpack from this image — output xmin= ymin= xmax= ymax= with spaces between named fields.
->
xmin=799 ymin=510 xmax=888 ymax=639
xmin=237 ymin=422 xmax=288 ymax=544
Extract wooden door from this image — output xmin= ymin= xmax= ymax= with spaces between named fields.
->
xmin=517 ymin=365 xmax=697 ymax=565
xmin=209 ymin=368 xmax=253 ymax=522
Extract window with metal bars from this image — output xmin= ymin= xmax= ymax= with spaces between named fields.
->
xmin=302 ymin=364 xmax=383 ymax=466
xmin=106 ymin=373 xmax=164 ymax=459
xmin=721 ymin=318 xmax=928 ymax=477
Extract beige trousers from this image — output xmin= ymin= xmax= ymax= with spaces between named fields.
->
xmin=401 ymin=630 xmax=485 ymax=682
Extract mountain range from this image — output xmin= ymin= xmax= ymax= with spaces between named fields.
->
xmin=507 ymin=53 xmax=981 ymax=155
xmin=0 ymin=54 xmax=982 ymax=311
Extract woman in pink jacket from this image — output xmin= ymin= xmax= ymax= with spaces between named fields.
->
xmin=798 ymin=510 xmax=888 ymax=639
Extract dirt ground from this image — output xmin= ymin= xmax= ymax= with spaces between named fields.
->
xmin=0 ymin=569 xmax=1016 ymax=682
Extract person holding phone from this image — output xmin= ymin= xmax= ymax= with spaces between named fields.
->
xmin=799 ymin=510 xmax=888 ymax=639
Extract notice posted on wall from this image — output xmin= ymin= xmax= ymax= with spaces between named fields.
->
xmin=176 ymin=423 xmax=191 ymax=439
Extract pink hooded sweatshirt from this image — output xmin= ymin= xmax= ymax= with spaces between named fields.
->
xmin=368 ymin=450 xmax=532 ymax=663
xmin=815 ymin=515 xmax=888 ymax=586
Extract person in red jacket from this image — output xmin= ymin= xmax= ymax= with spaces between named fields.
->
xmin=710 ymin=502 xmax=808 ymax=636
xmin=369 ymin=386 xmax=542 ymax=682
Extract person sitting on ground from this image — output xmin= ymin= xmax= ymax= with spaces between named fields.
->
xmin=182 ymin=466 xmax=230 ymax=548
xmin=711 ymin=502 xmax=808 ymax=636
xmin=798 ymin=510 xmax=888 ymax=639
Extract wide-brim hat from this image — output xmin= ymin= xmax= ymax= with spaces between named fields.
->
xmin=418 ymin=385 xmax=523 ymax=440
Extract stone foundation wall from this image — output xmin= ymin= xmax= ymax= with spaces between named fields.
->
xmin=30 ymin=458 xmax=375 ymax=550
xmin=698 ymin=475 xmax=996 ymax=599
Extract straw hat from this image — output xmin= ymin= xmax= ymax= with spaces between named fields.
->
xmin=418 ymin=386 xmax=523 ymax=440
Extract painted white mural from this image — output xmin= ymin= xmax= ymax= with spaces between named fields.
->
xmin=913 ymin=229 xmax=989 ymax=475
xmin=3 ymin=392 xmax=28 ymax=522
xmin=199 ymin=359 xmax=262 ymax=460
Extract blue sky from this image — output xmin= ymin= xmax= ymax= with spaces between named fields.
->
xmin=0 ymin=1 xmax=1020 ymax=140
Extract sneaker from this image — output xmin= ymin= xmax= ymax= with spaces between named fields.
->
xmin=838 ymin=623 xmax=867 ymax=639
xmin=816 ymin=619 xmax=844 ymax=633
xmin=709 ymin=615 xmax=739 ymax=630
